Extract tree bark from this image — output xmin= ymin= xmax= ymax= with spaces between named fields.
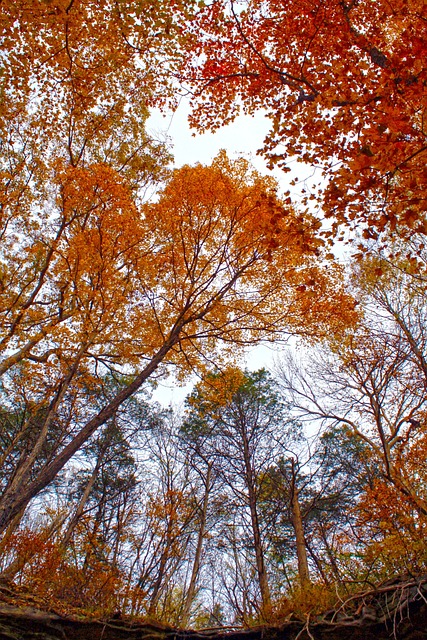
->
xmin=242 ymin=432 xmax=271 ymax=617
xmin=60 ymin=458 xmax=101 ymax=551
xmin=0 ymin=330 xmax=183 ymax=535
xmin=180 ymin=463 xmax=212 ymax=626
xmin=289 ymin=458 xmax=311 ymax=591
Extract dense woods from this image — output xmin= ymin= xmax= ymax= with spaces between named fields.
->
xmin=0 ymin=0 xmax=427 ymax=637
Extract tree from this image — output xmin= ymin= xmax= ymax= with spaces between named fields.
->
xmin=0 ymin=387 xmax=151 ymax=585
xmin=0 ymin=151 xmax=356 ymax=537
xmin=261 ymin=454 xmax=313 ymax=592
xmin=0 ymin=0 xmax=195 ymax=165
xmin=183 ymin=0 xmax=427 ymax=243
xmin=182 ymin=368 xmax=300 ymax=619
xmin=177 ymin=422 xmax=217 ymax=627
xmin=258 ymin=421 xmax=374 ymax=592
xmin=306 ymin=425 xmax=375 ymax=586
xmin=353 ymin=473 xmax=427 ymax=580
xmin=277 ymin=251 xmax=427 ymax=521
xmin=120 ymin=410 xmax=200 ymax=622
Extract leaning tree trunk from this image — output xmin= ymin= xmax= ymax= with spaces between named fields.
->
xmin=60 ymin=458 xmax=102 ymax=551
xmin=0 ymin=331 xmax=183 ymax=536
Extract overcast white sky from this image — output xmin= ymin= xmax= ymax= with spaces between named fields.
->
xmin=147 ymin=100 xmax=319 ymax=194
xmin=148 ymin=101 xmax=272 ymax=169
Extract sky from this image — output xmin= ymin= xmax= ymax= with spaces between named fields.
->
xmin=147 ymin=100 xmax=319 ymax=199
xmin=146 ymin=101 xmax=315 ymax=406
xmin=148 ymin=100 xmax=273 ymax=170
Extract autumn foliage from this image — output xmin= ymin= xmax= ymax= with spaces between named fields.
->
xmin=184 ymin=0 xmax=427 ymax=243
xmin=0 ymin=143 xmax=357 ymax=540
xmin=0 ymin=0 xmax=427 ymax=630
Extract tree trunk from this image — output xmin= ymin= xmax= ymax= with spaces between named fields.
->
xmin=290 ymin=458 xmax=311 ymax=591
xmin=147 ymin=547 xmax=169 ymax=617
xmin=0 ymin=330 xmax=183 ymax=535
xmin=60 ymin=458 xmax=101 ymax=551
xmin=242 ymin=433 xmax=271 ymax=617
xmin=180 ymin=463 xmax=212 ymax=626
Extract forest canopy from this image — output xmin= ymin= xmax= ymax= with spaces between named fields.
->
xmin=183 ymin=0 xmax=427 ymax=248
xmin=0 ymin=0 xmax=426 ymax=632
